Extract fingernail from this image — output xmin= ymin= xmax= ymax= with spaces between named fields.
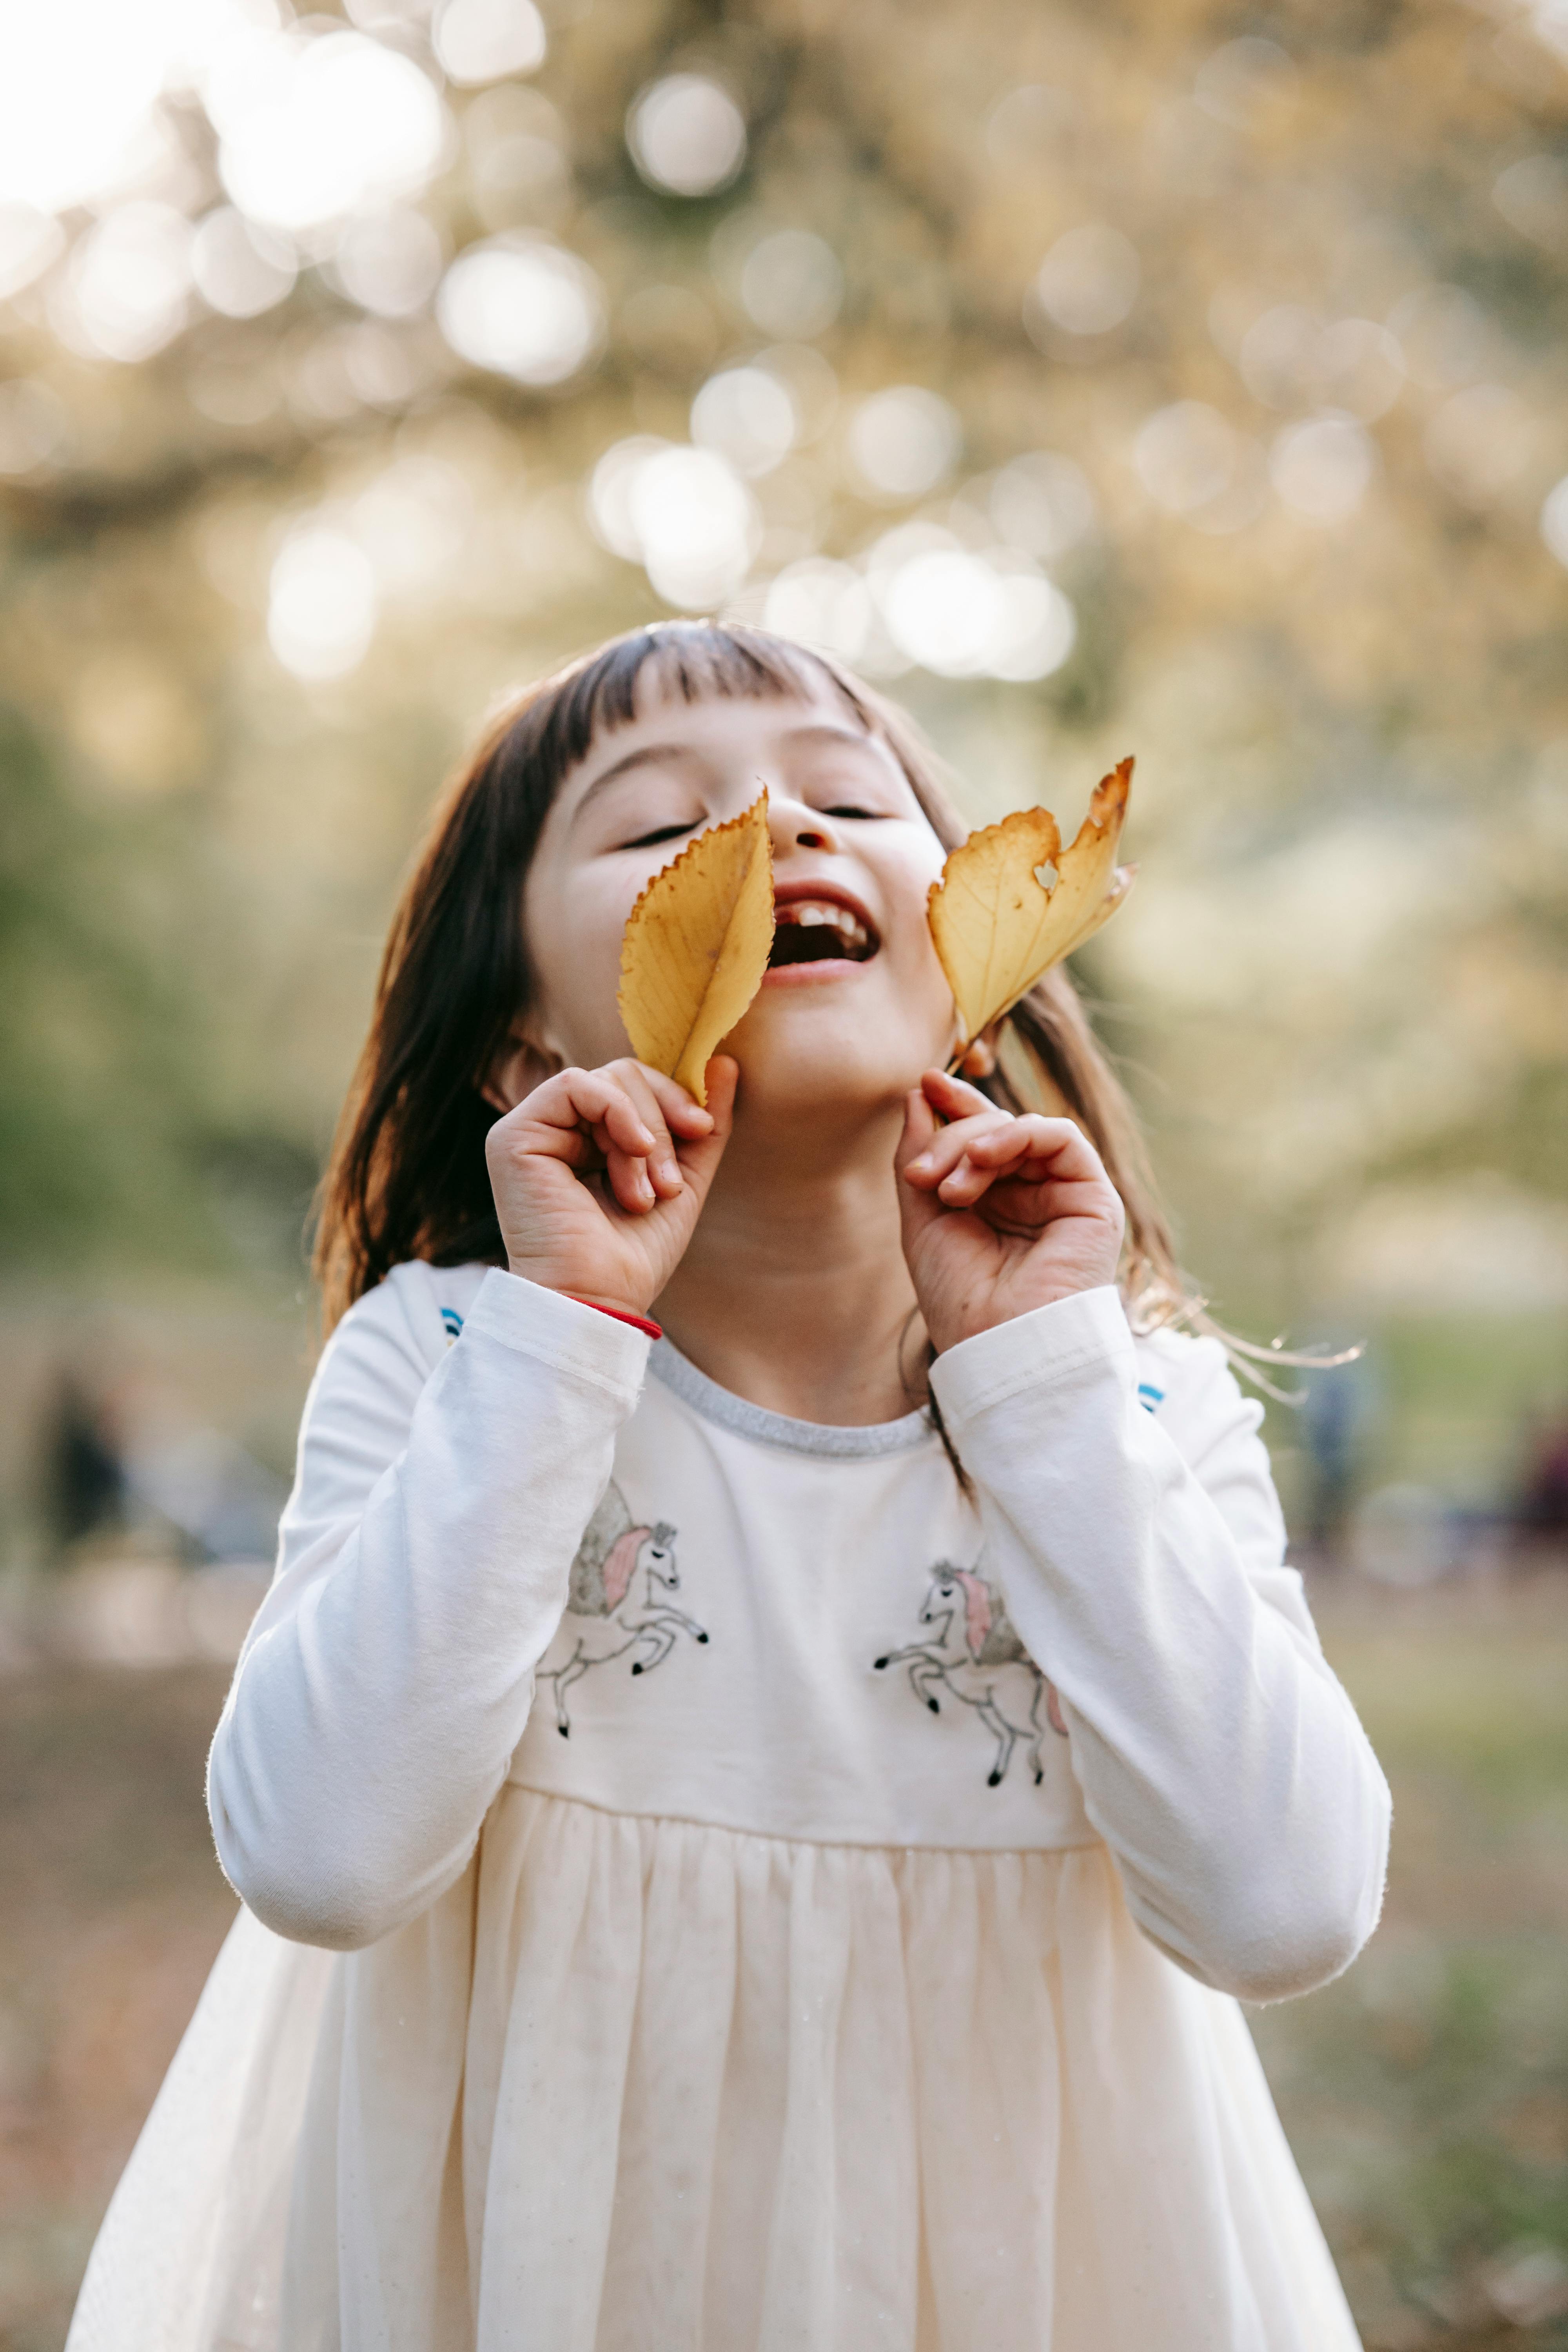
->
xmin=909 ymin=1152 xmax=934 ymax=1172
xmin=658 ymin=1156 xmax=681 ymax=1188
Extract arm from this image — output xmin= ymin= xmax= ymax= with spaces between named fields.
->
xmin=211 ymin=1053 xmax=736 ymax=1953
xmin=207 ymin=1269 xmax=649 ymax=1951
xmin=931 ymin=1292 xmax=1390 ymax=2002
xmin=899 ymin=1067 xmax=1388 ymax=2002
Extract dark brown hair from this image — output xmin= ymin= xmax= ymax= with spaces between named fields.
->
xmin=314 ymin=621 xmax=1195 ymax=1345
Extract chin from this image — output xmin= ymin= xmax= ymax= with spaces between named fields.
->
xmin=729 ymin=995 xmax=941 ymax=1117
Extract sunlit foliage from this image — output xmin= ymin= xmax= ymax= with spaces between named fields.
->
xmin=0 ymin=0 xmax=1564 ymax=1317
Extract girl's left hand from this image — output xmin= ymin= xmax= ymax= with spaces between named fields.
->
xmin=896 ymin=1069 xmax=1126 ymax=1354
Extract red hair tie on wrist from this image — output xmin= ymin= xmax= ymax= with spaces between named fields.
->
xmin=566 ymin=1296 xmax=663 ymax=1342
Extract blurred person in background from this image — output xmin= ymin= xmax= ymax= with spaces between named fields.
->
xmin=1512 ymin=1409 xmax=1568 ymax=1566
xmin=1299 ymin=1352 xmax=1377 ymax=1571
xmin=67 ymin=626 xmax=1390 ymax=2352
xmin=40 ymin=1372 xmax=125 ymax=1561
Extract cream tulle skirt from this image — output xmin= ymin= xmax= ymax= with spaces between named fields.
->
xmin=67 ymin=1788 xmax=1360 ymax=2351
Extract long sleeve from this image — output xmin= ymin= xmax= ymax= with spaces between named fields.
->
xmin=929 ymin=1287 xmax=1390 ymax=2003
xmin=207 ymin=1266 xmax=650 ymax=1951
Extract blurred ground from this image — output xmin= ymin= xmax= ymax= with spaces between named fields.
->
xmin=1 ymin=1576 xmax=1564 ymax=2352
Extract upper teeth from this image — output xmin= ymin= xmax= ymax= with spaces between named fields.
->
xmin=782 ymin=900 xmax=869 ymax=948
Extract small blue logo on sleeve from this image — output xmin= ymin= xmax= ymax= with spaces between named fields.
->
xmin=441 ymin=1308 xmax=465 ymax=1347
xmin=1137 ymin=1381 xmax=1165 ymax=1414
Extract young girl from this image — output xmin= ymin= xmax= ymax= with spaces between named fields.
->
xmin=70 ymin=622 xmax=1390 ymax=2352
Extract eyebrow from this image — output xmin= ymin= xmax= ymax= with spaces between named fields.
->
xmin=571 ymin=721 xmax=884 ymax=821
xmin=572 ymin=740 xmax=705 ymax=816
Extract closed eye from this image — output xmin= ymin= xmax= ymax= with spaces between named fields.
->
xmin=818 ymin=802 xmax=887 ymax=820
xmin=619 ymin=821 xmax=696 ymax=851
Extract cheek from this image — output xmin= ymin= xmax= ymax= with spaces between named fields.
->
xmin=880 ymin=848 xmax=952 ymax=995
xmin=524 ymin=871 xmax=636 ymax=1055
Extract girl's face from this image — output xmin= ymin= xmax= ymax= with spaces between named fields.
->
xmin=519 ymin=673 xmax=958 ymax=1122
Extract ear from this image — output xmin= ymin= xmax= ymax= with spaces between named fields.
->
xmin=957 ymin=1027 xmax=998 ymax=1080
xmin=480 ymin=1022 xmax=563 ymax=1114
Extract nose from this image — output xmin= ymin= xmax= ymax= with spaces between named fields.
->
xmin=766 ymin=790 xmax=840 ymax=861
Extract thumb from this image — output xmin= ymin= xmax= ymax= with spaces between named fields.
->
xmin=677 ymin=1055 xmax=738 ymax=1201
xmin=894 ymin=1081 xmax=938 ymax=1180
xmin=894 ymin=1085 xmax=945 ymax=1254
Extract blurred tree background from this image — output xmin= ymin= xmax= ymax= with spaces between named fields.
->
xmin=2 ymin=6 xmax=1568 ymax=2346
xmin=1 ymin=0 xmax=1564 ymax=1342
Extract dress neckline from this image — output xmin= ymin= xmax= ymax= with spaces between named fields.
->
xmin=648 ymin=1338 xmax=935 ymax=1461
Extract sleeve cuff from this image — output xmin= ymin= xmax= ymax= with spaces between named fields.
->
xmin=463 ymin=1268 xmax=652 ymax=1403
xmin=929 ymin=1285 xmax=1134 ymax=1432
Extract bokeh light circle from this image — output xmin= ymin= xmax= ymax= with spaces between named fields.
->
xmin=0 ymin=205 xmax=65 ymax=301
xmin=1424 ymin=384 xmax=1534 ymax=509
xmin=588 ymin=437 xmax=760 ymax=606
xmin=879 ymin=548 xmax=1074 ymax=679
xmin=763 ymin=560 xmax=873 ymax=661
xmin=191 ymin=208 xmax=297 ymax=320
xmin=847 ymin=387 xmax=961 ymax=500
xmin=437 ymin=237 xmax=604 ymax=385
xmin=1135 ymin=402 xmax=1238 ymax=515
xmin=0 ymin=0 xmax=169 ymax=215
xmin=1029 ymin=225 xmax=1140 ymax=338
xmin=432 ymin=0 xmax=547 ymax=87
xmin=335 ymin=209 xmax=446 ymax=319
xmin=690 ymin=367 xmax=798 ymax=477
xmin=988 ymin=452 xmax=1097 ymax=559
xmin=1270 ymin=413 xmax=1376 ymax=524
xmin=57 ymin=204 xmax=194 ymax=364
xmin=739 ymin=230 xmax=844 ymax=339
xmin=627 ymin=75 xmax=747 ymax=198
xmin=268 ymin=525 xmax=379 ymax=679
xmin=212 ymin=30 xmax=448 ymax=236
xmin=629 ymin=446 xmax=760 ymax=606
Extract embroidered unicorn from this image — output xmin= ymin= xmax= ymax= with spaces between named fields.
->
xmin=538 ymin=1480 xmax=706 ymax=1737
xmin=874 ymin=1563 xmax=1067 ymax=1788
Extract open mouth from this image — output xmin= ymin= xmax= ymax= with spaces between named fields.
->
xmin=768 ymin=898 xmax=880 ymax=967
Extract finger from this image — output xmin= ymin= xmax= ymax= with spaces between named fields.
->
xmin=629 ymin=1064 xmax=716 ymax=1138
xmin=659 ymin=1054 xmax=738 ymax=1209
xmin=927 ymin=1120 xmax=1071 ymax=1206
xmin=895 ymin=1089 xmax=949 ymax=1249
xmin=490 ymin=1076 xmax=612 ymax=1169
xmin=603 ymin=1140 xmax=659 ymax=1214
xmin=702 ymin=1054 xmax=739 ymax=1138
xmin=969 ymin=1113 xmax=1110 ymax=1189
xmin=895 ymin=1083 xmax=940 ymax=1175
xmin=491 ymin=1102 xmax=592 ymax=1169
xmin=982 ymin=1172 xmax=1109 ymax=1221
xmin=897 ymin=1085 xmax=972 ymax=1221
xmin=944 ymin=1125 xmax=1113 ymax=1208
xmin=610 ymin=1064 xmax=689 ymax=1199
xmin=527 ymin=1067 xmax=657 ymax=1156
xmin=594 ymin=1083 xmax=663 ymax=1165
xmin=936 ymin=1150 xmax=1009 ymax=1205
xmin=524 ymin=1069 xmax=662 ymax=1209
xmin=921 ymin=1066 xmax=997 ymax=1120
xmin=901 ymin=1109 xmax=1012 ymax=1189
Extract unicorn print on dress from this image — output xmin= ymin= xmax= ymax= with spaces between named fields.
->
xmin=874 ymin=1562 xmax=1067 ymax=1788
xmin=538 ymin=1480 xmax=707 ymax=1737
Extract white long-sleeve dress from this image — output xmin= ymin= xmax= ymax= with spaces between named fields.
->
xmin=67 ymin=1265 xmax=1390 ymax=2352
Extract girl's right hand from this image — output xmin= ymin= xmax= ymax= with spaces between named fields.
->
xmin=485 ymin=1056 xmax=737 ymax=1318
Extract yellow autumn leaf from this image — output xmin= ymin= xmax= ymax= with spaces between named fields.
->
xmin=616 ymin=791 xmax=775 ymax=1106
xmin=928 ymin=757 xmax=1135 ymax=1052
